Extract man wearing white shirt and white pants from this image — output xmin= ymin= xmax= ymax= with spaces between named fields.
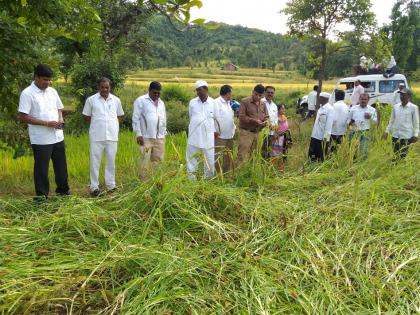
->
xmin=18 ymin=64 xmax=70 ymax=200
xmin=330 ymin=90 xmax=350 ymax=153
xmin=385 ymin=88 xmax=419 ymax=159
xmin=306 ymin=85 xmax=318 ymax=119
xmin=132 ymin=81 xmax=166 ymax=179
xmin=348 ymin=93 xmax=377 ymax=159
xmin=83 ymin=78 xmax=124 ymax=196
xmin=214 ymin=85 xmax=235 ymax=174
xmin=351 ymin=80 xmax=364 ymax=107
xmin=308 ymin=92 xmax=334 ymax=162
xmin=187 ymin=80 xmax=217 ymax=179
xmin=262 ymin=86 xmax=278 ymax=158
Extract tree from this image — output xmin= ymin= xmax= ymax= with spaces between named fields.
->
xmin=283 ymin=0 xmax=375 ymax=100
xmin=390 ymin=0 xmax=420 ymax=73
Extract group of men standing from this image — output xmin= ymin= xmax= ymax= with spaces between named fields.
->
xmin=18 ymin=64 xmax=282 ymax=198
xmin=18 ymin=64 xmax=419 ymax=199
xmin=308 ymin=85 xmax=419 ymax=162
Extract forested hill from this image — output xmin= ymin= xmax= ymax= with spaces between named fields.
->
xmin=142 ymin=17 xmax=306 ymax=71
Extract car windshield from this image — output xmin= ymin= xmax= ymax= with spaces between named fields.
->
xmin=379 ymin=80 xmax=405 ymax=93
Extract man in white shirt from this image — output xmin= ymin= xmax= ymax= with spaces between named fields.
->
xmin=214 ymin=85 xmax=235 ymax=174
xmin=187 ymin=80 xmax=217 ymax=179
xmin=132 ymin=81 xmax=166 ymax=179
xmin=83 ymin=78 xmax=124 ymax=196
xmin=330 ymin=90 xmax=350 ymax=153
xmin=308 ymin=92 xmax=334 ymax=162
xmin=350 ymin=80 xmax=364 ymax=106
xmin=348 ymin=93 xmax=377 ymax=159
xmin=392 ymin=83 xmax=405 ymax=105
xmin=261 ymin=86 xmax=278 ymax=158
xmin=18 ymin=64 xmax=70 ymax=200
xmin=305 ymin=85 xmax=318 ymax=119
xmin=385 ymin=88 xmax=419 ymax=159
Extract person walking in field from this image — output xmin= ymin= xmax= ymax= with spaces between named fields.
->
xmin=82 ymin=78 xmax=124 ymax=196
xmin=392 ymin=83 xmax=405 ymax=105
xmin=214 ymin=85 xmax=235 ymax=174
xmin=186 ymin=80 xmax=217 ymax=179
xmin=330 ymin=90 xmax=350 ymax=153
xmin=270 ymin=104 xmax=292 ymax=172
xmin=350 ymin=80 xmax=364 ymax=107
xmin=348 ymin=93 xmax=377 ymax=160
xmin=132 ymin=81 xmax=167 ymax=179
xmin=385 ymin=88 xmax=419 ymax=159
xmin=305 ymin=85 xmax=318 ymax=119
xmin=236 ymin=84 xmax=268 ymax=164
xmin=261 ymin=86 xmax=278 ymax=159
xmin=18 ymin=64 xmax=70 ymax=200
xmin=308 ymin=92 xmax=334 ymax=162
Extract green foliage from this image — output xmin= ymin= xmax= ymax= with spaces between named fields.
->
xmin=161 ymin=84 xmax=193 ymax=104
xmin=391 ymin=1 xmax=420 ymax=75
xmin=166 ymin=100 xmax=189 ymax=133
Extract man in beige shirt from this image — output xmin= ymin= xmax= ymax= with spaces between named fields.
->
xmin=236 ymin=84 xmax=268 ymax=163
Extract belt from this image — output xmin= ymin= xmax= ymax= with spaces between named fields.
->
xmin=241 ymin=128 xmax=258 ymax=133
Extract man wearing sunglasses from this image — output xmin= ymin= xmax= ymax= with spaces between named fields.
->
xmin=132 ymin=81 xmax=167 ymax=179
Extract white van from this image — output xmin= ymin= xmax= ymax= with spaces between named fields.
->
xmin=330 ymin=74 xmax=409 ymax=105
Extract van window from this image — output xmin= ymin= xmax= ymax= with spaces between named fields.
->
xmin=339 ymin=82 xmax=354 ymax=92
xmin=361 ymin=81 xmax=375 ymax=93
xmin=379 ymin=80 xmax=405 ymax=93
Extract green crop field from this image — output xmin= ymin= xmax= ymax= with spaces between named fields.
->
xmin=1 ymin=68 xmax=419 ymax=314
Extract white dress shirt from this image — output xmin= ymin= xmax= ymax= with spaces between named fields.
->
xmin=386 ymin=102 xmax=419 ymax=139
xmin=132 ymin=94 xmax=166 ymax=139
xmin=311 ymin=103 xmax=335 ymax=141
xmin=307 ymin=90 xmax=318 ymax=111
xmin=392 ymin=90 xmax=402 ymax=105
xmin=188 ymin=96 xmax=216 ymax=149
xmin=262 ymin=98 xmax=278 ymax=135
xmin=348 ymin=105 xmax=377 ymax=131
xmin=83 ymin=93 xmax=124 ymax=142
xmin=331 ymin=100 xmax=350 ymax=136
xmin=351 ymin=85 xmax=365 ymax=106
xmin=18 ymin=82 xmax=64 ymax=145
xmin=214 ymin=96 xmax=235 ymax=139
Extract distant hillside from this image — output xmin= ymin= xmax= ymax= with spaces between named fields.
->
xmin=142 ymin=17 xmax=307 ymax=71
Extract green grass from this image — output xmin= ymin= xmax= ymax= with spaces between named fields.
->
xmin=1 ymin=103 xmax=419 ymax=313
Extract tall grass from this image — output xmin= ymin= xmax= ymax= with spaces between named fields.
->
xmin=0 ymin=101 xmax=419 ymax=313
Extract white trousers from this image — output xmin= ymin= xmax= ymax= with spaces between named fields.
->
xmin=90 ymin=140 xmax=118 ymax=191
xmin=186 ymin=144 xmax=214 ymax=180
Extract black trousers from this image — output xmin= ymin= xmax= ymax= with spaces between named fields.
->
xmin=392 ymin=138 xmax=410 ymax=159
xmin=308 ymin=137 xmax=329 ymax=162
xmin=330 ymin=134 xmax=344 ymax=154
xmin=31 ymin=141 xmax=70 ymax=197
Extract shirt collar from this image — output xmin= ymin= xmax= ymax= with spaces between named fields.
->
xmin=31 ymin=81 xmax=46 ymax=94
xmin=145 ymin=94 xmax=160 ymax=104
xmin=97 ymin=92 xmax=114 ymax=102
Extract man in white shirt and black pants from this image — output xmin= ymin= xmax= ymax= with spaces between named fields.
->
xmin=132 ymin=81 xmax=166 ymax=179
xmin=18 ymin=64 xmax=70 ymax=200
xmin=83 ymin=78 xmax=124 ymax=196
xmin=385 ymin=88 xmax=419 ymax=159
xmin=214 ymin=85 xmax=235 ymax=174
xmin=305 ymin=85 xmax=318 ymax=119
xmin=348 ymin=93 xmax=377 ymax=160
xmin=187 ymin=80 xmax=217 ymax=179
xmin=330 ymin=90 xmax=349 ymax=153
xmin=308 ymin=92 xmax=334 ymax=162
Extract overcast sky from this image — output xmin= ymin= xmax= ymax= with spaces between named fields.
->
xmin=191 ymin=0 xmax=395 ymax=34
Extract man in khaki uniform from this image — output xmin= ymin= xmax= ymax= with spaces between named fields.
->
xmin=236 ymin=84 xmax=268 ymax=163
xmin=132 ymin=81 xmax=166 ymax=179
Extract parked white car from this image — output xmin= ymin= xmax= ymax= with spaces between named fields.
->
xmin=297 ymin=74 xmax=409 ymax=116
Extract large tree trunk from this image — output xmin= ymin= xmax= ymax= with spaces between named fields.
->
xmin=316 ymin=38 xmax=328 ymax=109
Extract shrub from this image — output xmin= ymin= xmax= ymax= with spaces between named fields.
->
xmin=166 ymin=100 xmax=189 ymax=133
xmin=161 ymin=84 xmax=192 ymax=104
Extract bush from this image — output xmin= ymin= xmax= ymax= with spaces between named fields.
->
xmin=166 ymin=100 xmax=189 ymax=133
xmin=161 ymin=84 xmax=192 ymax=104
